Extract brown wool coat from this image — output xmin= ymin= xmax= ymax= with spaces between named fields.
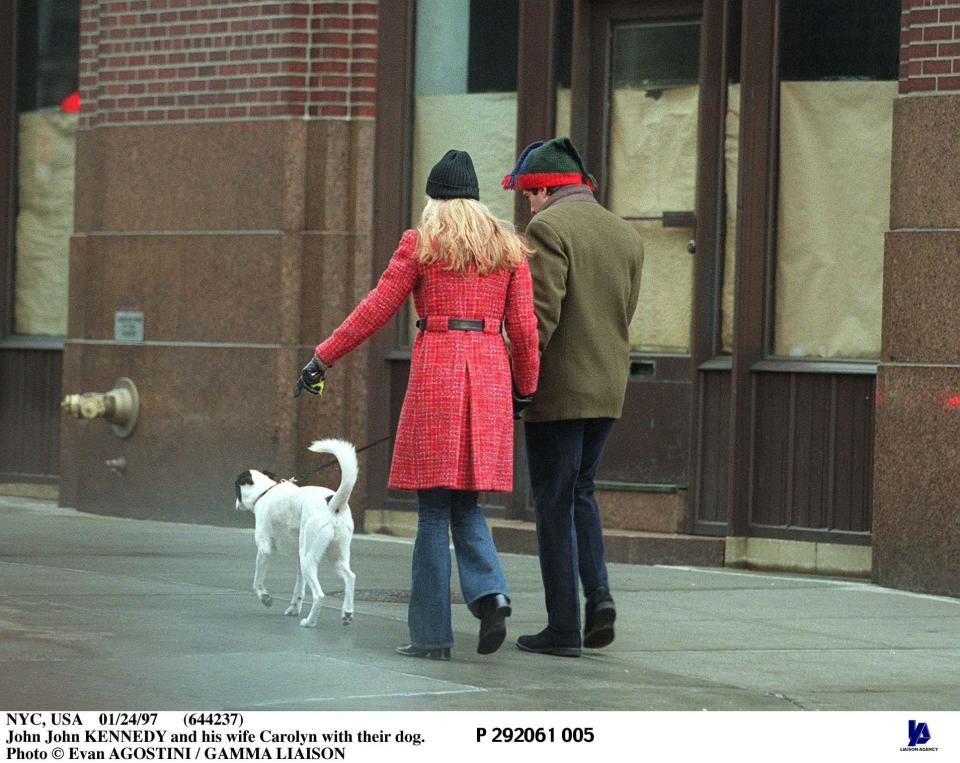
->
xmin=522 ymin=187 xmax=644 ymax=422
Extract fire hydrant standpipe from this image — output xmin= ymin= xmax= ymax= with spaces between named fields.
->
xmin=61 ymin=377 xmax=140 ymax=438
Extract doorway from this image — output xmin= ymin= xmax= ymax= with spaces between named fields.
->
xmin=575 ymin=0 xmax=707 ymax=493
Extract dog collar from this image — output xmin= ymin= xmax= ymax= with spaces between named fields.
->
xmin=249 ymin=479 xmax=291 ymax=510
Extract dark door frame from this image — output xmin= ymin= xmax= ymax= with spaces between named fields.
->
xmin=0 ymin=2 xmax=16 ymax=330
xmin=0 ymin=2 xmax=65 ymax=486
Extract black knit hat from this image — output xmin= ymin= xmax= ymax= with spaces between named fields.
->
xmin=426 ymin=149 xmax=480 ymax=200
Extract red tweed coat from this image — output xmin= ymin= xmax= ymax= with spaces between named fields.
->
xmin=315 ymin=229 xmax=539 ymax=491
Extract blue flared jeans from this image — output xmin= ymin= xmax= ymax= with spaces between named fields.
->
xmin=407 ymin=488 xmax=509 ymax=649
xmin=524 ymin=418 xmax=615 ymax=639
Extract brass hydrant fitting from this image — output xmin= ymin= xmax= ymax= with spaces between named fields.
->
xmin=61 ymin=377 xmax=140 ymax=438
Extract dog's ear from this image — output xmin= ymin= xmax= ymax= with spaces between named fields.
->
xmin=234 ymin=470 xmax=253 ymax=502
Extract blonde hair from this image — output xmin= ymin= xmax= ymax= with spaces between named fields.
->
xmin=415 ymin=197 xmax=531 ymax=275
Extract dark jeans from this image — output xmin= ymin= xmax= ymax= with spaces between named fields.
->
xmin=524 ymin=418 xmax=615 ymax=638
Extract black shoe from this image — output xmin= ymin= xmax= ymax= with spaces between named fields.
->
xmin=395 ymin=644 xmax=451 ymax=661
xmin=584 ymin=587 xmax=616 ymax=649
xmin=476 ymin=593 xmax=511 ymax=655
xmin=516 ymin=628 xmax=581 ymax=657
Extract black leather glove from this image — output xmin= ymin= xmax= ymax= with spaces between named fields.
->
xmin=513 ymin=390 xmax=533 ymax=418
xmin=294 ymin=356 xmax=328 ymax=398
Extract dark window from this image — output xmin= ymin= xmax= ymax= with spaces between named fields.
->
xmin=16 ymin=0 xmax=80 ymax=112
xmin=611 ymin=19 xmax=701 ymax=90
xmin=727 ymin=0 xmax=742 ymax=84
xmin=779 ymin=0 xmax=900 ymax=81
xmin=468 ymin=0 xmax=519 ymax=92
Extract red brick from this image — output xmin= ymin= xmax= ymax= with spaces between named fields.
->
xmin=911 ymin=76 xmax=937 ymax=91
xmin=316 ymin=32 xmax=349 ymax=44
xmin=313 ymin=60 xmax=348 ymax=73
xmin=924 ymin=24 xmax=953 ymax=40
xmin=937 ymin=74 xmax=960 ymax=89
xmin=315 ymin=90 xmax=347 ymax=102
xmin=909 ymin=42 xmax=938 ymax=57
xmin=923 ymin=59 xmax=952 ymax=73
xmin=941 ymin=7 xmax=960 ymax=22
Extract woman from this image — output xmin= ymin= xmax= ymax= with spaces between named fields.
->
xmin=296 ymin=149 xmax=539 ymax=660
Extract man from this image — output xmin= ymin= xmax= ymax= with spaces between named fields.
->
xmin=502 ymin=137 xmax=644 ymax=657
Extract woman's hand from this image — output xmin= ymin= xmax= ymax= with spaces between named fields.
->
xmin=294 ymin=356 xmax=329 ymax=398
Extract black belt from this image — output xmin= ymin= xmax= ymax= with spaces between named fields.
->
xmin=416 ymin=318 xmax=486 ymax=332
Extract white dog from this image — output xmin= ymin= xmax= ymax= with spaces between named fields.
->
xmin=234 ymin=439 xmax=357 ymax=628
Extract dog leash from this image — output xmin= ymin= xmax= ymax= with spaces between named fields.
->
xmin=289 ymin=433 xmax=394 ymax=484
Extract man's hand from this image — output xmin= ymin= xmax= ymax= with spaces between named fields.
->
xmin=513 ymin=390 xmax=534 ymax=418
xmin=294 ymin=356 xmax=328 ymax=398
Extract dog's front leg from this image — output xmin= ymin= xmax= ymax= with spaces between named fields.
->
xmin=253 ymin=548 xmax=273 ymax=607
xmin=285 ymin=556 xmax=305 ymax=617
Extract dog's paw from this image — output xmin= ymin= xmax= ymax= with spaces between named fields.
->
xmin=299 ymin=617 xmax=317 ymax=628
xmin=342 ymin=612 xmax=353 ymax=626
xmin=259 ymin=592 xmax=273 ymax=607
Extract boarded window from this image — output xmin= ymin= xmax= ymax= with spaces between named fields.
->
xmin=13 ymin=0 xmax=79 ymax=337
xmin=773 ymin=0 xmax=899 ymax=359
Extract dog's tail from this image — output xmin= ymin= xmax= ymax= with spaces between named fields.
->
xmin=307 ymin=439 xmax=358 ymax=514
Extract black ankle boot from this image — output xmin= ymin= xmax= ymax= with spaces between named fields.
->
xmin=476 ymin=593 xmax=511 ymax=654
xmin=395 ymin=643 xmax=451 ymax=661
xmin=583 ymin=586 xmax=616 ymax=649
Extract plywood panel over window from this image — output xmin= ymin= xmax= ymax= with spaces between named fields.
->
xmin=772 ymin=0 xmax=899 ymax=360
xmin=15 ymin=110 xmax=76 ymax=336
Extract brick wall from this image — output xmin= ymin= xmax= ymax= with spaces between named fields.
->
xmin=79 ymin=0 xmax=377 ymax=128
xmin=900 ymin=0 xmax=960 ymax=94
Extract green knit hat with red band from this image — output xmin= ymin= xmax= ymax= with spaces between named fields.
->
xmin=501 ymin=137 xmax=597 ymax=192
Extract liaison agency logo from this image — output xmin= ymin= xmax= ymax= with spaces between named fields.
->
xmin=901 ymin=720 xmax=938 ymax=753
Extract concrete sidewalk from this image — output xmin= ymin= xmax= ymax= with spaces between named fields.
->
xmin=1 ymin=494 xmax=958 ymax=711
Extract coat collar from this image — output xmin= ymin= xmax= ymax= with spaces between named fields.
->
xmin=539 ymin=184 xmax=599 ymax=213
